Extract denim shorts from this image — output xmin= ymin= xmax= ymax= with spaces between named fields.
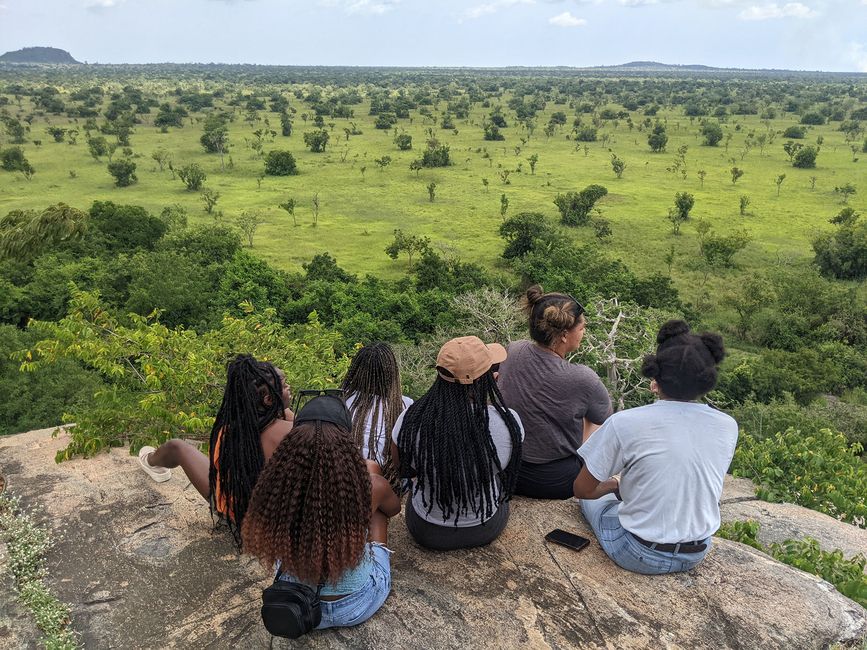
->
xmin=316 ymin=542 xmax=393 ymax=629
xmin=580 ymin=493 xmax=711 ymax=575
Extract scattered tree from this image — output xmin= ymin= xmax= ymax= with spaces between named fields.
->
xmin=177 ymin=163 xmax=206 ymax=191
xmin=701 ymin=122 xmax=724 ymax=146
xmin=150 ymin=147 xmax=171 ymax=171
xmin=554 ymin=184 xmax=608 ymax=227
xmin=394 ymin=133 xmax=412 ymax=151
xmin=427 ymin=181 xmax=437 ymax=202
xmin=303 ymin=130 xmax=329 ymax=153
xmin=648 ymin=123 xmax=668 ymax=152
xmin=611 ymin=154 xmax=626 ymax=179
xmin=312 ymin=193 xmax=320 ymax=226
xmin=730 ymin=167 xmax=744 ymax=184
xmin=500 ymin=193 xmax=509 ymax=220
xmin=697 ymin=169 xmax=707 ymax=188
xmin=834 ymin=183 xmax=856 ymax=204
xmin=385 ymin=229 xmax=430 ymax=269
xmin=792 ymin=146 xmax=818 ymax=169
xmin=107 ymin=158 xmax=137 ymax=187
xmin=201 ymin=188 xmax=220 ymax=214
xmin=775 ymin=174 xmax=786 ymax=197
xmin=278 ymin=198 xmax=298 ymax=227
xmin=264 ymin=150 xmax=298 ymax=176
xmin=236 ymin=210 xmax=265 ymax=247
xmin=739 ymin=195 xmax=750 ymax=216
xmin=527 ymin=153 xmax=538 ymax=175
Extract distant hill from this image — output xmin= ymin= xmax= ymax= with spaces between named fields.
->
xmin=605 ymin=61 xmax=718 ymax=71
xmin=0 ymin=47 xmax=80 ymax=64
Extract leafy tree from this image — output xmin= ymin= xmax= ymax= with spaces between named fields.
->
xmin=701 ymin=121 xmax=723 ymax=146
xmin=409 ymin=160 xmax=423 ymax=176
xmin=375 ymin=155 xmax=392 ymax=171
xmin=150 ymin=147 xmax=171 ymax=171
xmin=793 ymin=145 xmax=818 ymax=168
xmin=697 ymin=169 xmax=706 ymax=188
xmin=47 ymin=126 xmax=66 ymax=143
xmin=427 ymin=181 xmax=437 ymax=202
xmin=303 ymin=129 xmax=329 ymax=153
xmin=783 ymin=140 xmax=803 ymax=162
xmin=800 ymin=112 xmax=825 ymax=126
xmin=783 ymin=126 xmax=807 ymax=139
xmin=177 ymin=162 xmax=206 ymax=191
xmin=527 ymin=153 xmax=538 ymax=174
xmin=264 ymin=150 xmax=298 ymax=175
xmin=812 ymin=209 xmax=867 ymax=280
xmin=554 ymin=185 xmax=608 ymax=227
xmin=0 ymin=203 xmax=88 ymax=261
xmin=1 ymin=147 xmax=32 ymax=173
xmin=647 ymin=123 xmax=668 ymax=152
xmin=483 ymin=123 xmax=504 ymax=141
xmin=200 ymin=113 xmax=229 ymax=169
xmin=236 ymin=210 xmax=265 ymax=247
xmin=107 ymin=158 xmax=137 ymax=187
xmin=739 ymin=195 xmax=751 ymax=216
xmin=87 ymin=135 xmax=109 ymax=161
xmin=673 ymin=192 xmax=695 ymax=221
xmin=89 ymin=200 xmax=167 ymax=252
xmin=385 ymin=229 xmax=430 ymax=269
xmin=574 ymin=126 xmax=597 ymax=142
xmin=200 ymin=188 xmax=220 ymax=214
xmin=610 ymin=154 xmax=626 ymax=178
xmin=394 ymin=133 xmax=412 ymax=151
xmin=499 ymin=193 xmax=509 ymax=220
xmin=696 ymin=221 xmax=751 ymax=268
xmin=312 ymin=193 xmax=320 ymax=226
xmin=374 ymin=113 xmax=397 ymax=130
xmin=421 ymin=140 xmax=450 ymax=167
xmin=279 ymin=198 xmax=298 ymax=227
xmin=730 ymin=166 xmax=744 ymax=184
xmin=775 ymin=174 xmax=786 ymax=197
xmin=834 ymin=183 xmax=856 ymax=204
xmin=499 ymin=211 xmax=555 ymax=259
xmin=154 ymin=103 xmax=188 ymax=129
xmin=19 ymin=289 xmax=348 ymax=458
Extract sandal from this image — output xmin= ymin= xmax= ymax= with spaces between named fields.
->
xmin=138 ymin=446 xmax=172 ymax=482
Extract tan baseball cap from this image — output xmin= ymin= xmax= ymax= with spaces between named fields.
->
xmin=436 ymin=336 xmax=507 ymax=384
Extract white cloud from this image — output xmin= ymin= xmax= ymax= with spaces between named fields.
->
xmin=462 ymin=0 xmax=535 ymax=21
xmin=619 ymin=0 xmax=659 ymax=5
xmin=85 ymin=0 xmax=125 ymax=8
xmin=319 ymin=0 xmax=401 ymax=15
xmin=549 ymin=11 xmax=587 ymax=26
xmin=738 ymin=2 xmax=817 ymax=20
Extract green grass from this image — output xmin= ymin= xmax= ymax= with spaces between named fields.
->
xmin=1 ymin=94 xmax=865 ymax=310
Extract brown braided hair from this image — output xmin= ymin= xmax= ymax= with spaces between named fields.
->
xmin=241 ymin=421 xmax=371 ymax=585
xmin=522 ymin=284 xmax=584 ymax=347
xmin=341 ymin=342 xmax=404 ymax=484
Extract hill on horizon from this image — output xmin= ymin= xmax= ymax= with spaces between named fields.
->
xmin=0 ymin=47 xmax=80 ymax=64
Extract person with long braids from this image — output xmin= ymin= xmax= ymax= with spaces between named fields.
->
xmin=574 ymin=321 xmax=738 ymax=574
xmin=243 ymin=395 xmax=400 ymax=629
xmin=137 ymin=354 xmax=294 ymax=547
xmin=341 ymin=342 xmax=413 ymax=480
xmin=497 ymin=285 xmax=612 ymax=499
xmin=392 ymin=336 xmax=524 ymax=551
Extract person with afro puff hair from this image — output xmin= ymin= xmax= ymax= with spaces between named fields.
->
xmin=573 ymin=320 xmax=738 ymax=574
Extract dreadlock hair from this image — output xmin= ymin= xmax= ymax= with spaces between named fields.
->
xmin=641 ymin=320 xmax=726 ymax=401
xmin=241 ymin=421 xmax=371 ymax=586
xmin=397 ymin=369 xmax=522 ymax=525
xmin=341 ymin=342 xmax=403 ymax=483
xmin=522 ymin=284 xmax=585 ymax=348
xmin=208 ymin=353 xmax=285 ymax=548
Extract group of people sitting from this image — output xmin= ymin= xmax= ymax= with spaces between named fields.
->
xmin=138 ymin=285 xmax=739 ymax=631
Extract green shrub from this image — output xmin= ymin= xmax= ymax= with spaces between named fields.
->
xmin=731 ymin=427 xmax=867 ymax=527
xmin=716 ymin=520 xmax=867 ymax=607
xmin=263 ymin=150 xmax=298 ymax=176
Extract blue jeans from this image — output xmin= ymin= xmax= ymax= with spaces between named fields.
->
xmin=580 ymin=494 xmax=711 ymax=575
xmin=316 ymin=543 xmax=392 ymax=629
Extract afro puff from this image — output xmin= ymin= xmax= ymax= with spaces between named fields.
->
xmin=642 ymin=320 xmax=726 ymax=400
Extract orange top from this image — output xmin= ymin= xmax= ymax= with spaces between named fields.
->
xmin=212 ymin=429 xmax=233 ymax=521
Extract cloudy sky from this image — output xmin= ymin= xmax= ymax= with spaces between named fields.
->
xmin=1 ymin=0 xmax=866 ymax=72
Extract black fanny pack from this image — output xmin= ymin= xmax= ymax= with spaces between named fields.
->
xmin=261 ymin=570 xmax=323 ymax=639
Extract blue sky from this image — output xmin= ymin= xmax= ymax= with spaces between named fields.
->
xmin=1 ymin=0 xmax=866 ymax=71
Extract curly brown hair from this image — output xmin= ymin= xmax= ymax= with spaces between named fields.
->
xmin=241 ymin=421 xmax=371 ymax=585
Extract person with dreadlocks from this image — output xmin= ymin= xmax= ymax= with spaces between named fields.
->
xmin=391 ymin=336 xmax=524 ymax=551
xmin=341 ymin=342 xmax=412 ymax=481
xmin=497 ymin=285 xmax=613 ymax=499
xmin=243 ymin=395 xmax=400 ymax=628
xmin=137 ymin=354 xmax=294 ymax=547
xmin=574 ymin=320 xmax=738 ymax=574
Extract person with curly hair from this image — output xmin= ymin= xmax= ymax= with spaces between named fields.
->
xmin=497 ymin=285 xmax=612 ymax=499
xmin=341 ymin=342 xmax=413 ymax=482
xmin=392 ymin=336 xmax=524 ymax=551
xmin=574 ymin=320 xmax=738 ymax=574
xmin=243 ymin=395 xmax=400 ymax=629
xmin=137 ymin=354 xmax=294 ymax=547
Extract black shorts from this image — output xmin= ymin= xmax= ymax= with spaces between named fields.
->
xmin=515 ymin=455 xmax=584 ymax=500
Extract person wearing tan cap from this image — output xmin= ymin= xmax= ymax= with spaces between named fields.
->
xmin=390 ymin=336 xmax=524 ymax=550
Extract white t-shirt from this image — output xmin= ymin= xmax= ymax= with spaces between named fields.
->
xmin=578 ymin=400 xmax=738 ymax=543
xmin=344 ymin=392 xmax=413 ymax=464
xmin=391 ymin=405 xmax=524 ymax=528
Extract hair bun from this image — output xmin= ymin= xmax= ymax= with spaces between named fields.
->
xmin=640 ymin=355 xmax=659 ymax=379
xmin=525 ymin=284 xmax=544 ymax=306
xmin=699 ymin=332 xmax=726 ymax=363
xmin=656 ymin=319 xmax=691 ymax=345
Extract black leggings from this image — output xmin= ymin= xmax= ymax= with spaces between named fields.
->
xmin=515 ymin=455 xmax=584 ymax=499
xmin=404 ymin=498 xmax=510 ymax=551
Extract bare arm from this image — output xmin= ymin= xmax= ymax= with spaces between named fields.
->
xmin=582 ymin=417 xmax=601 ymax=444
xmin=260 ymin=418 xmax=293 ymax=463
xmin=371 ymin=474 xmax=401 ymax=517
xmin=573 ymin=465 xmax=619 ymax=500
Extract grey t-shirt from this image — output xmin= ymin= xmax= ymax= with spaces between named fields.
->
xmin=391 ymin=405 xmax=524 ymax=528
xmin=497 ymin=340 xmax=612 ymax=464
xmin=578 ymin=400 xmax=739 ymax=543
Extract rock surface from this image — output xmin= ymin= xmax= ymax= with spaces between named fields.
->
xmin=1 ymin=427 xmax=865 ymax=650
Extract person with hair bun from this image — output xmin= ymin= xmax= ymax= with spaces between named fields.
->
xmin=243 ymin=395 xmax=400 ymax=628
xmin=574 ymin=320 xmax=738 ymax=574
xmin=497 ymin=285 xmax=613 ymax=499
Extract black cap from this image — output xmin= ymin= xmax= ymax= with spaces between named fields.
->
xmin=295 ymin=395 xmax=352 ymax=431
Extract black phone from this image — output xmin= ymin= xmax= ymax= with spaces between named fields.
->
xmin=545 ymin=529 xmax=591 ymax=552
